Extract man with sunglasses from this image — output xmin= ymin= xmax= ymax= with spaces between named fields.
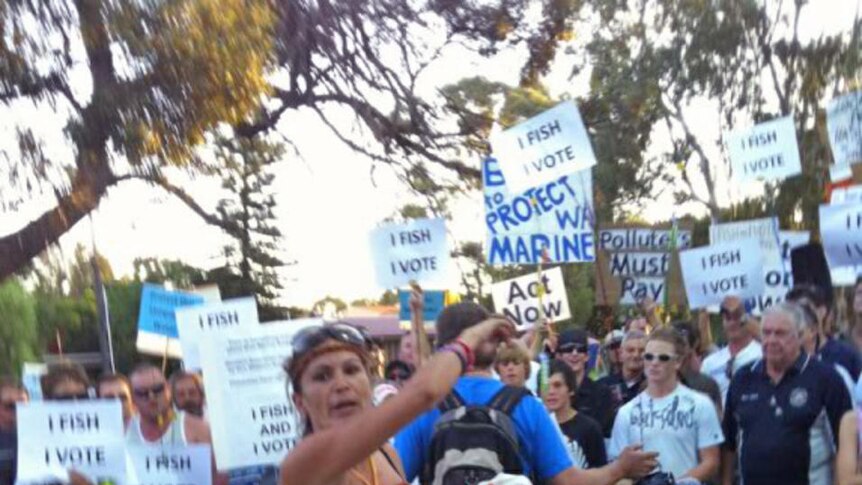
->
xmin=0 ymin=377 xmax=27 ymax=485
xmin=556 ymin=329 xmax=616 ymax=437
xmin=126 ymin=363 xmax=227 ymax=485
xmin=700 ymin=296 xmax=762 ymax=406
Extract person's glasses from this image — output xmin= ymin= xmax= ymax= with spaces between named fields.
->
xmin=557 ymin=343 xmax=588 ymax=354
xmin=387 ymin=371 xmax=410 ymax=381
xmin=101 ymin=393 xmax=130 ymax=402
xmin=132 ymin=383 xmax=166 ymax=400
xmin=643 ymin=353 xmax=676 ymax=363
xmin=1 ymin=402 xmax=16 ymax=411
xmin=53 ymin=392 xmax=90 ymax=401
xmin=606 ymin=341 xmax=622 ymax=350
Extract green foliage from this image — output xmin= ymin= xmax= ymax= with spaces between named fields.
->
xmin=0 ymin=279 xmax=39 ymax=375
xmin=104 ymin=281 xmax=144 ymax=374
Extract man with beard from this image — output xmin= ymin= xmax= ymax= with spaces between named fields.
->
xmin=170 ymin=370 xmax=206 ymax=418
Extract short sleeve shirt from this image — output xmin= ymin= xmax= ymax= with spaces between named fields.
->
xmin=394 ymin=376 xmax=573 ymax=482
xmin=609 ymin=384 xmax=724 ymax=477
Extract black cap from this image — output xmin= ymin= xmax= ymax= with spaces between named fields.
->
xmin=559 ymin=328 xmax=588 ymax=347
xmin=790 ymin=242 xmax=833 ymax=306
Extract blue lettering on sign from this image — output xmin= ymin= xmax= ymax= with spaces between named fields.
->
xmin=137 ymin=284 xmax=204 ymax=338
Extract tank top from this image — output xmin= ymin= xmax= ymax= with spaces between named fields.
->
xmin=126 ymin=411 xmax=188 ymax=445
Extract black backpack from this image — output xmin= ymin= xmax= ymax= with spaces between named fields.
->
xmin=421 ymin=385 xmax=530 ymax=485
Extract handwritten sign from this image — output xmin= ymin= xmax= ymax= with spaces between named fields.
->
xmin=490 ymin=267 xmax=571 ymax=330
xmin=176 ymin=297 xmax=259 ymax=371
xmin=136 ymin=284 xmax=204 ymax=358
xmin=680 ymin=239 xmax=765 ymax=309
xmin=370 ymin=218 xmax=449 ymax=288
xmin=727 ymin=115 xmax=801 ymax=182
xmin=200 ymin=320 xmax=321 ymax=470
xmin=826 ymin=91 xmax=862 ymax=168
xmin=820 ymin=203 xmax=862 ymax=268
xmin=598 ymin=229 xmax=691 ymax=252
xmin=16 ymin=400 xmax=127 ymax=484
xmin=484 ymin=157 xmax=594 ymax=265
xmin=490 ymin=101 xmax=597 ymax=193
xmin=745 ymin=231 xmax=810 ymax=315
xmin=709 ymin=217 xmax=781 ymax=264
xmin=127 ymin=444 xmax=212 ymax=485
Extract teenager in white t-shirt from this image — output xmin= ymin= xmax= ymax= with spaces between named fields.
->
xmin=700 ymin=296 xmax=762 ymax=406
xmin=609 ymin=328 xmax=724 ymax=484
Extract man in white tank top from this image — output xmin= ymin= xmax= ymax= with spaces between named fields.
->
xmin=127 ymin=363 xmax=228 ymax=485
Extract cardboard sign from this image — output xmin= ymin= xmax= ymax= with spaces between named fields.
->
xmin=370 ymin=218 xmax=450 ymax=288
xmin=819 ymin=203 xmax=862 ymax=268
xmin=595 ymin=226 xmax=692 ymax=307
xmin=200 ymin=319 xmax=321 ymax=470
xmin=490 ymin=101 xmax=597 ymax=193
xmin=680 ymin=239 xmax=765 ymax=309
xmin=826 ymin=91 xmax=862 ymax=168
xmin=709 ymin=217 xmax=782 ymax=264
xmin=127 ymin=444 xmax=212 ymax=485
xmin=16 ymin=400 xmax=127 ymax=484
xmin=136 ymin=284 xmax=204 ymax=358
xmin=727 ymin=115 xmax=801 ymax=182
xmin=397 ymin=290 xmax=446 ymax=323
xmin=484 ymin=157 xmax=594 ymax=265
xmin=745 ymin=231 xmax=810 ymax=315
xmin=490 ymin=267 xmax=571 ymax=330
xmin=21 ymin=362 xmax=47 ymax=401
xmin=176 ymin=297 xmax=259 ymax=371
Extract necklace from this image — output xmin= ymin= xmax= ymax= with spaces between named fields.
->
xmin=349 ymin=456 xmax=379 ymax=485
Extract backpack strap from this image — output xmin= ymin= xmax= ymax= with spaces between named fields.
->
xmin=488 ymin=385 xmax=530 ymax=415
xmin=438 ymin=389 xmax=465 ymax=413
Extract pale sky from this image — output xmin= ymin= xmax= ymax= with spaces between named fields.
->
xmin=1 ymin=1 xmax=859 ymax=307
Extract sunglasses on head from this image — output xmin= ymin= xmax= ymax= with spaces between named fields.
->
xmin=643 ymin=353 xmax=676 ymax=363
xmin=288 ymin=323 xmax=368 ymax=373
xmin=557 ymin=343 xmax=588 ymax=354
xmin=53 ymin=392 xmax=90 ymax=401
xmin=132 ymin=383 xmax=166 ymax=399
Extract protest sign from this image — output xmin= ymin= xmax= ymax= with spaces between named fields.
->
xmin=819 ymin=203 xmax=862 ymax=268
xmin=191 ymin=284 xmax=222 ymax=303
xmin=200 ymin=319 xmax=321 ymax=470
xmin=727 ymin=115 xmax=801 ymax=182
xmin=826 ymin=90 xmax=862 ymax=168
xmin=709 ymin=217 xmax=781 ymax=263
xmin=746 ymin=231 xmax=810 ymax=315
xmin=397 ymin=290 xmax=446 ymax=323
xmin=16 ymin=400 xmax=127 ymax=484
xmin=680 ymin=239 xmax=765 ymax=309
xmin=490 ymin=101 xmax=597 ymax=193
xmin=490 ymin=267 xmax=571 ymax=330
xmin=136 ymin=284 xmax=204 ymax=358
xmin=176 ymin=297 xmax=259 ymax=371
xmin=831 ymin=185 xmax=862 ymax=205
xmin=594 ymin=226 xmax=692 ymax=306
xmin=370 ymin=218 xmax=449 ymax=288
xmin=484 ymin=157 xmax=594 ymax=265
xmin=21 ymin=362 xmax=47 ymax=401
xmin=127 ymin=444 xmax=212 ymax=485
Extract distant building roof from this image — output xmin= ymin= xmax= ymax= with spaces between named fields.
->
xmin=341 ymin=315 xmax=436 ymax=339
xmin=344 ymin=305 xmax=399 ymax=317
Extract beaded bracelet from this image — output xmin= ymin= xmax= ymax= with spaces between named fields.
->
xmin=451 ymin=338 xmax=475 ymax=369
xmin=440 ymin=344 xmax=469 ymax=374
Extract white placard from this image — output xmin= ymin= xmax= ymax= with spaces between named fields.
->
xmin=16 ymin=400 xmax=127 ymax=484
xmin=597 ymin=229 xmax=692 ymax=251
xmin=709 ymin=217 xmax=781 ymax=264
xmin=745 ymin=231 xmax=810 ymax=316
xmin=617 ymin=276 xmax=667 ymax=305
xmin=680 ymin=239 xmax=765 ymax=309
xmin=127 ymin=444 xmax=212 ymax=485
xmin=176 ymin=297 xmax=259 ymax=371
xmin=370 ymin=218 xmax=450 ymax=288
xmin=21 ymin=363 xmax=47 ymax=401
xmin=490 ymin=101 xmax=597 ymax=193
xmin=490 ymin=267 xmax=571 ymax=330
xmin=607 ymin=252 xmax=671 ymax=276
xmin=820 ymin=203 xmax=862 ymax=268
xmin=200 ymin=319 xmax=321 ymax=471
xmin=727 ymin=115 xmax=801 ymax=182
xmin=826 ymin=90 xmax=862 ymax=168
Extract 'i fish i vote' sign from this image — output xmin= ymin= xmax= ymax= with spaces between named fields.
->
xmin=680 ymin=239 xmax=765 ymax=309
xmin=484 ymin=157 xmax=594 ymax=265
xmin=819 ymin=202 xmax=862 ymax=268
xmin=371 ymin=218 xmax=450 ymax=288
xmin=490 ymin=101 xmax=598 ymax=193
xmin=200 ymin=320 xmax=321 ymax=471
xmin=127 ymin=444 xmax=212 ymax=485
xmin=16 ymin=400 xmax=127 ymax=484
xmin=490 ymin=267 xmax=571 ymax=331
xmin=176 ymin=297 xmax=259 ymax=371
xmin=726 ymin=115 xmax=801 ymax=182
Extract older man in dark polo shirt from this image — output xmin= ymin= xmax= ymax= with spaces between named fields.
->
xmin=556 ymin=329 xmax=615 ymax=436
xmin=722 ymin=302 xmax=851 ymax=485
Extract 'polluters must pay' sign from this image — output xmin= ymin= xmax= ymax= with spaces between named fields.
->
xmin=371 ymin=218 xmax=450 ymax=288
xmin=490 ymin=101 xmax=598 ymax=193
xmin=680 ymin=239 xmax=765 ymax=309
xmin=491 ymin=267 xmax=571 ymax=331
